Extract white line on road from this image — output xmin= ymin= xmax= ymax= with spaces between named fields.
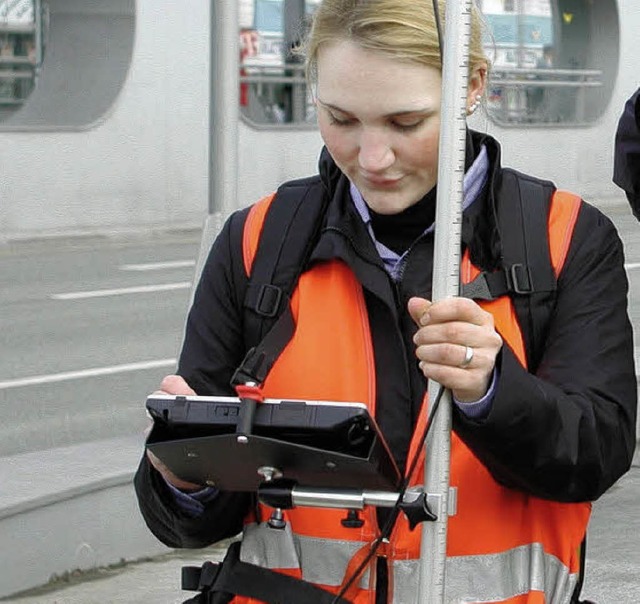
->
xmin=51 ymin=282 xmax=192 ymax=300
xmin=0 ymin=359 xmax=177 ymax=390
xmin=120 ymin=260 xmax=195 ymax=271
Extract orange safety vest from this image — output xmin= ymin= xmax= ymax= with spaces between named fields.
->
xmin=234 ymin=189 xmax=589 ymax=604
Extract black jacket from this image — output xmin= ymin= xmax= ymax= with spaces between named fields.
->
xmin=613 ymin=87 xmax=640 ymax=219
xmin=135 ymin=131 xmax=637 ymax=549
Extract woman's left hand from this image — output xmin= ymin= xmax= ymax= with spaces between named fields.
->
xmin=408 ymin=296 xmax=503 ymax=403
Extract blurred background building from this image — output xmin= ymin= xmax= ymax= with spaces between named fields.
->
xmin=0 ymin=0 xmax=635 ymax=241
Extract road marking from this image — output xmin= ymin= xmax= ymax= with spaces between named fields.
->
xmin=120 ymin=260 xmax=195 ymax=271
xmin=625 ymin=263 xmax=640 ymax=271
xmin=51 ymin=282 xmax=192 ymax=300
xmin=0 ymin=359 xmax=177 ymax=390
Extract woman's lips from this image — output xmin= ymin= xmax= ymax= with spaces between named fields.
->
xmin=361 ymin=174 xmax=403 ymax=187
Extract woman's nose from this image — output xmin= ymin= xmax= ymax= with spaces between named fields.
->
xmin=358 ymin=130 xmax=394 ymax=172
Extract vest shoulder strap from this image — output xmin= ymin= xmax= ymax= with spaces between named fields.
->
xmin=461 ymin=168 xmax=581 ymax=371
xmin=232 ymin=176 xmax=328 ymax=386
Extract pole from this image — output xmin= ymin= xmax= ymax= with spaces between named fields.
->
xmin=191 ymin=0 xmax=240 ymax=294
xmin=209 ymin=0 xmax=239 ymax=217
xmin=283 ymin=0 xmax=306 ymax=123
xmin=188 ymin=0 xmax=240 ymax=309
xmin=418 ymin=0 xmax=473 ymax=601
xmin=34 ymin=0 xmax=43 ymax=72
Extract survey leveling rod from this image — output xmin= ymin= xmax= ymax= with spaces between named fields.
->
xmin=418 ymin=0 xmax=473 ymax=602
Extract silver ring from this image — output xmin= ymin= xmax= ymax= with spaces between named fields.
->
xmin=459 ymin=345 xmax=474 ymax=368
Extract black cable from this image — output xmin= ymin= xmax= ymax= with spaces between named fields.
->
xmin=330 ymin=385 xmax=447 ymax=604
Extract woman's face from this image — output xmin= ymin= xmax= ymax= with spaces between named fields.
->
xmin=316 ymin=40 xmax=443 ymax=214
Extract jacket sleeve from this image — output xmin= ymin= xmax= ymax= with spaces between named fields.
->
xmin=134 ymin=207 xmax=254 ymax=548
xmin=178 ymin=206 xmax=253 ymax=394
xmin=453 ymin=201 xmax=637 ymax=502
xmin=134 ymin=453 xmax=251 ymax=548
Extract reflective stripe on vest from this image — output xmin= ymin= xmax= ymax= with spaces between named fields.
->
xmin=393 ymin=543 xmax=578 ymax=603
xmin=241 ymin=522 xmax=371 ymax=588
xmin=237 ymin=188 xmax=588 ymax=604
xmin=241 ymin=525 xmax=579 ymax=602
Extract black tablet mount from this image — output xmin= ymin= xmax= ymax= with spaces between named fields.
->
xmin=146 ymin=386 xmax=451 ymax=531
xmin=232 ymin=384 xmax=441 ymax=531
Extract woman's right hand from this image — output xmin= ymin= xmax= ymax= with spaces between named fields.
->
xmin=146 ymin=374 xmax=204 ymax=492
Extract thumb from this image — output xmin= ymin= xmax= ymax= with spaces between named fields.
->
xmin=158 ymin=374 xmax=196 ymax=396
xmin=407 ymin=297 xmax=432 ymax=327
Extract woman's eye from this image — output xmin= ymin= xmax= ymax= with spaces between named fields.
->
xmin=392 ymin=120 xmax=423 ymax=132
xmin=329 ymin=114 xmax=355 ymax=127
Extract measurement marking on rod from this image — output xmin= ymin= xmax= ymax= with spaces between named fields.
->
xmin=624 ymin=263 xmax=640 ymax=270
xmin=0 ymin=359 xmax=177 ymax=390
xmin=51 ymin=282 xmax=192 ymax=300
xmin=120 ymin=261 xmax=196 ymax=271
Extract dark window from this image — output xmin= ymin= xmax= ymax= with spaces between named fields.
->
xmin=482 ymin=0 xmax=615 ymax=127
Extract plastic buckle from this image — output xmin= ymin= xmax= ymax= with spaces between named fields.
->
xmin=256 ymin=284 xmax=283 ymax=318
xmin=508 ymin=263 xmax=533 ymax=294
xmin=181 ymin=561 xmax=220 ymax=592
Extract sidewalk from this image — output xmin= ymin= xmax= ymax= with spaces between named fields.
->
xmin=580 ymin=447 xmax=640 ymax=602
xmin=3 ymin=450 xmax=639 ymax=604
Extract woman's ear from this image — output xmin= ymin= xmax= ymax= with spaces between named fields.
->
xmin=467 ymin=63 xmax=488 ymax=114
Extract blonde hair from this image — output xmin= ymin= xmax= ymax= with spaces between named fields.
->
xmin=301 ymin=0 xmax=488 ymax=82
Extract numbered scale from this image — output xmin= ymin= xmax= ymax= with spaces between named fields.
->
xmin=419 ymin=1 xmax=474 ymax=601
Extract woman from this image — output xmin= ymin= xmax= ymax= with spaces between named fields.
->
xmin=135 ymin=1 xmax=637 ymax=602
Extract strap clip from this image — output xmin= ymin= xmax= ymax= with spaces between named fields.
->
xmin=507 ymin=263 xmax=533 ymax=294
xmin=230 ymin=347 xmax=267 ymax=387
xmin=255 ymin=284 xmax=283 ymax=318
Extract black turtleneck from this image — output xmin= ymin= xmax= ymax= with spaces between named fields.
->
xmin=368 ymin=187 xmax=437 ymax=255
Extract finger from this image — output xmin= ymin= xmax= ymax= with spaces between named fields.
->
xmin=159 ymin=374 xmax=196 ymax=396
xmin=425 ymin=296 xmax=494 ymax=327
xmin=413 ymin=321 xmax=502 ymax=352
xmin=407 ymin=297 xmax=433 ymax=327
xmin=416 ymin=342 xmax=479 ymax=369
xmin=146 ymin=449 xmax=203 ymax=492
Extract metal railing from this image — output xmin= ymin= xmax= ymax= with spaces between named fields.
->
xmin=0 ymin=56 xmax=36 ymax=105
xmin=239 ymin=62 xmax=315 ymax=125
xmin=487 ymin=66 xmax=603 ymax=126
xmin=0 ymin=0 xmax=43 ymax=107
xmin=239 ymin=61 xmax=605 ymax=128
